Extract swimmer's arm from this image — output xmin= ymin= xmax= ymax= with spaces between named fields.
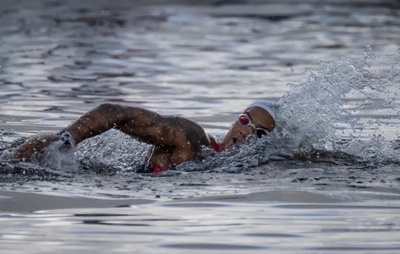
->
xmin=12 ymin=103 xmax=210 ymax=160
xmin=63 ymin=103 xmax=209 ymax=148
xmin=11 ymin=134 xmax=59 ymax=160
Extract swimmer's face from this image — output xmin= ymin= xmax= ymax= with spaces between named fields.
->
xmin=222 ymin=106 xmax=275 ymax=150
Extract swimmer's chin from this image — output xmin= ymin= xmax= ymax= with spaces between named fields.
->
xmin=221 ymin=138 xmax=247 ymax=151
xmin=221 ymin=136 xmax=253 ymax=151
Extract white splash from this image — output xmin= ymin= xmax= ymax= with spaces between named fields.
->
xmin=74 ymin=129 xmax=150 ymax=172
xmin=272 ymin=49 xmax=400 ymax=163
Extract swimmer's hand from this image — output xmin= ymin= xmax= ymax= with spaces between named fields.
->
xmin=12 ymin=131 xmax=75 ymax=161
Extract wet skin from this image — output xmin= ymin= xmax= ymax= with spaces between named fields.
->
xmin=12 ymin=103 xmax=275 ymax=171
xmin=221 ymin=106 xmax=275 ymax=150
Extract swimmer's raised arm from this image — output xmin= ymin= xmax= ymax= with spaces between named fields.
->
xmin=12 ymin=103 xmax=211 ymax=162
xmin=66 ymin=103 xmax=210 ymax=147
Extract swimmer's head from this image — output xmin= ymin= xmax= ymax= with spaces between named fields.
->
xmin=222 ymin=100 xmax=276 ymax=150
xmin=244 ymin=100 xmax=276 ymax=125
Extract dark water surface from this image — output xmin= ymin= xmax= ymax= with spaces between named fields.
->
xmin=1 ymin=0 xmax=400 ymax=253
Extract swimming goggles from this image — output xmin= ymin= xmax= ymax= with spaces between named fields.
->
xmin=238 ymin=114 xmax=269 ymax=138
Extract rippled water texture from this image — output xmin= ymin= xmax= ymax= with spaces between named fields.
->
xmin=0 ymin=0 xmax=400 ymax=253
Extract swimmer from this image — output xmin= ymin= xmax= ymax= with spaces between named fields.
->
xmin=11 ymin=100 xmax=276 ymax=173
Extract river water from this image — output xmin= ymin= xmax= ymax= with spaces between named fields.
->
xmin=0 ymin=0 xmax=400 ymax=253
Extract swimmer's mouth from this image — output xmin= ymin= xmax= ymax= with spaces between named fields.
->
xmin=233 ymin=137 xmax=246 ymax=145
xmin=224 ymin=138 xmax=239 ymax=150
xmin=232 ymin=135 xmax=256 ymax=146
xmin=227 ymin=137 xmax=249 ymax=149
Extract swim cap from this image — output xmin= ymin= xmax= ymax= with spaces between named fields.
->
xmin=245 ymin=100 xmax=276 ymax=120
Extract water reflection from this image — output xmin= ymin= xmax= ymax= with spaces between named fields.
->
xmin=1 ymin=195 xmax=400 ymax=253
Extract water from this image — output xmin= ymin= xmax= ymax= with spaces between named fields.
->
xmin=1 ymin=0 xmax=400 ymax=253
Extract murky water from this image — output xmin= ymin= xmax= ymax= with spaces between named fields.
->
xmin=1 ymin=0 xmax=400 ymax=253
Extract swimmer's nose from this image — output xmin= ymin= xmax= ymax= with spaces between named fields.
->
xmin=239 ymin=127 xmax=253 ymax=140
xmin=233 ymin=133 xmax=251 ymax=145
